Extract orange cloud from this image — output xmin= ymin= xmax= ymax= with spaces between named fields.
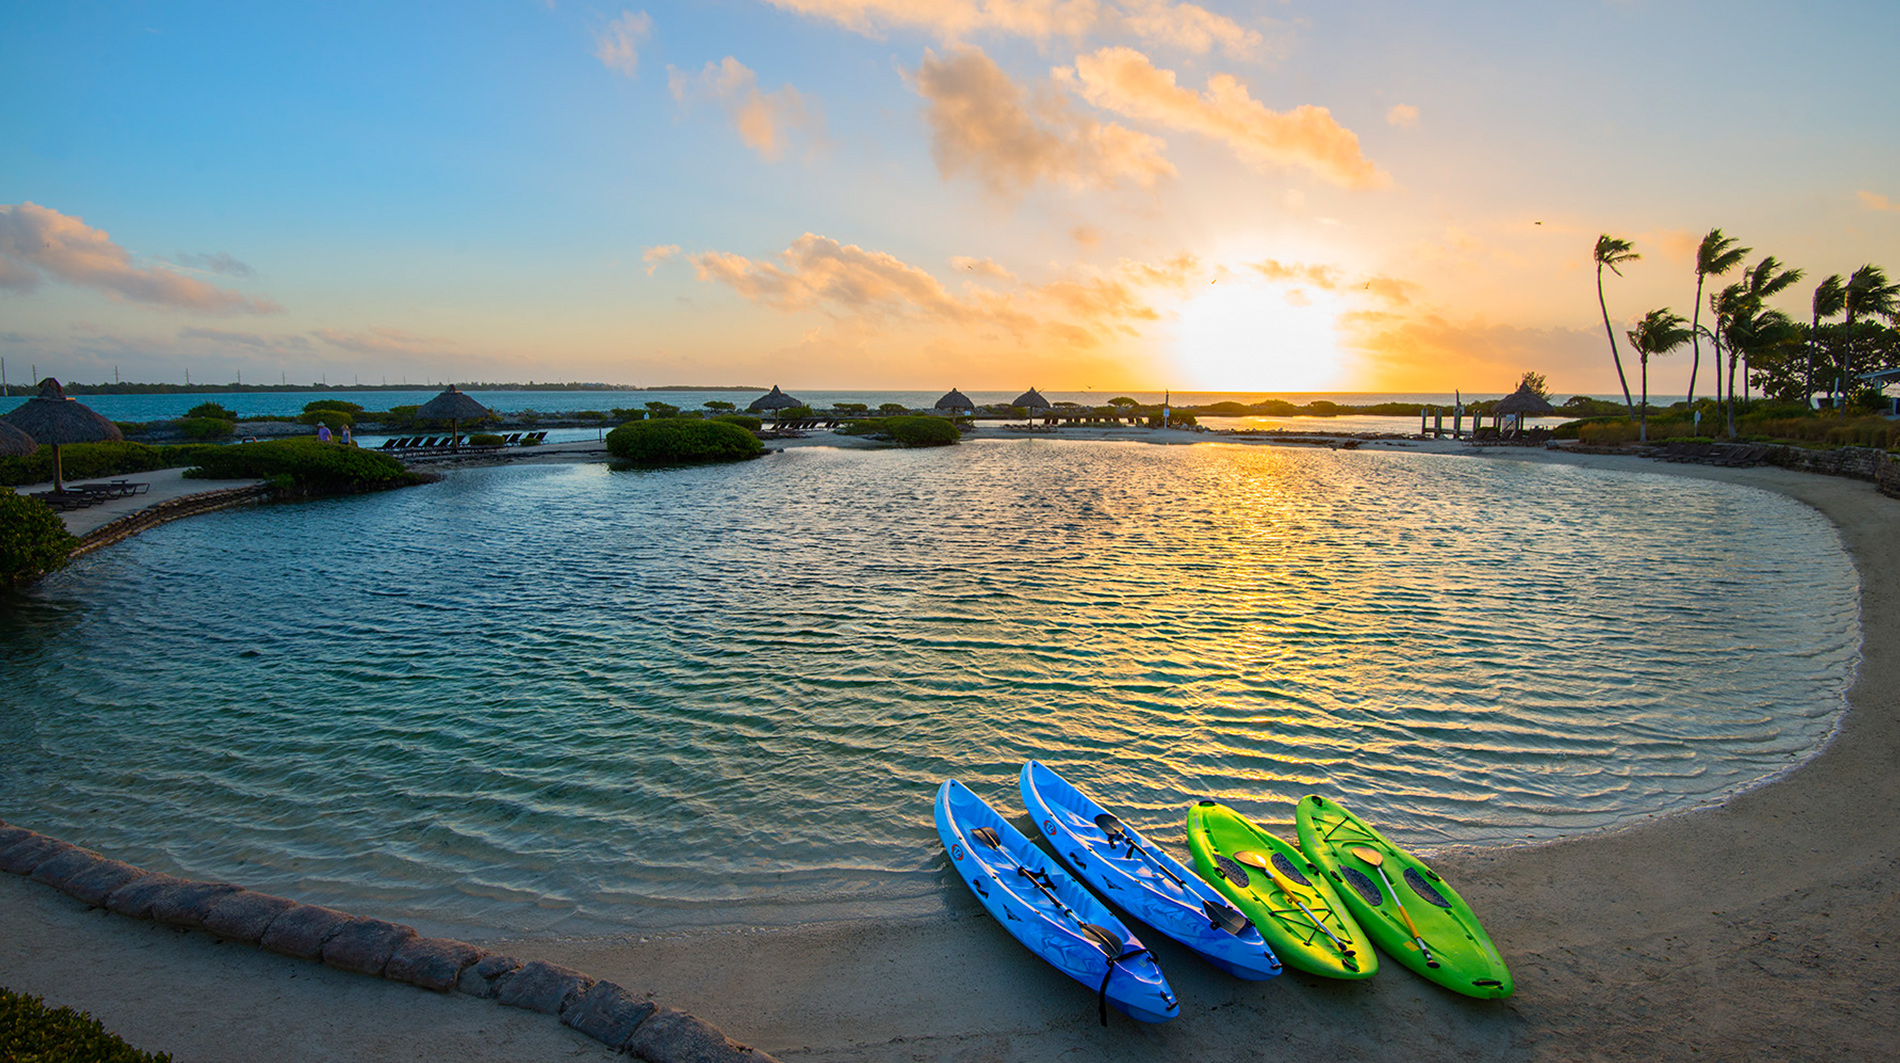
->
xmin=669 ymin=58 xmax=822 ymax=162
xmin=952 ymin=255 xmax=1016 ymax=280
xmin=593 ymin=10 xmax=652 ymax=77
xmin=1858 ymin=190 xmax=1900 ymax=213
xmin=0 ymin=202 xmax=282 ymax=314
xmin=764 ymin=0 xmax=1257 ymax=56
xmin=642 ymin=244 xmax=682 ymax=275
xmin=311 ymin=327 xmax=459 ymax=356
xmin=915 ymin=46 xmax=1173 ymax=197
xmin=1060 ymin=47 xmax=1390 ymax=189
xmin=1386 ymin=103 xmax=1418 ymax=127
xmin=1249 ymin=258 xmax=1414 ymax=305
xmin=684 ymin=232 xmax=1198 ymax=350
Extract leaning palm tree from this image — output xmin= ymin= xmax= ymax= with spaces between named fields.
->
xmin=1595 ymin=235 xmax=1640 ymax=419
xmin=1708 ymin=282 xmax=1746 ymax=437
xmin=1733 ymin=256 xmax=1803 ymax=416
xmin=1840 ymin=264 xmax=1900 ymax=413
xmin=1689 ymin=229 xmax=1749 ymax=416
xmin=1626 ymin=309 xmax=1692 ymax=442
xmin=1723 ymin=303 xmax=1802 ymax=426
xmin=1807 ymin=274 xmax=1846 ymax=405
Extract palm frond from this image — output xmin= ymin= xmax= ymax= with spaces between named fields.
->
xmin=1695 ymin=228 xmax=1750 ymax=278
xmin=1746 ymin=256 xmax=1804 ymax=300
xmin=1595 ymin=234 xmax=1639 ymax=275
xmin=1812 ymin=274 xmax=1846 ymax=319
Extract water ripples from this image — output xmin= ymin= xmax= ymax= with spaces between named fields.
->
xmin=0 ymin=441 xmax=1860 ymax=935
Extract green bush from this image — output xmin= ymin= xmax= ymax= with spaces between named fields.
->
xmin=303 ymin=399 xmax=364 ymax=414
xmin=574 ymin=410 xmax=607 ymax=420
xmin=877 ymin=403 xmax=909 ymax=415
xmin=0 ymin=987 xmax=172 ymax=1061
xmin=606 ymin=418 xmax=764 ymax=465
xmin=610 ymin=407 xmax=645 ymax=421
xmin=183 ymin=438 xmax=422 ymax=491
xmin=836 ymin=420 xmax=881 ymax=436
xmin=297 ymin=409 xmax=354 ymax=428
xmin=0 ymin=441 xmax=210 ymax=487
xmin=883 ymin=415 xmax=960 ymax=447
xmin=714 ymin=414 xmax=763 ymax=431
xmin=643 ymin=401 xmax=681 ymax=418
xmin=775 ymin=405 xmax=815 ymax=421
xmin=468 ymin=432 xmax=506 ymax=446
xmin=186 ymin=401 xmax=238 ymax=421
xmin=1 ymin=488 xmax=79 ymax=583
xmin=177 ymin=416 xmax=235 ymax=440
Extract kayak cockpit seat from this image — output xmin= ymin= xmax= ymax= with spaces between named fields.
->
xmin=1404 ymin=866 xmax=1453 ymax=908
xmin=1340 ymin=866 xmax=1383 ymax=907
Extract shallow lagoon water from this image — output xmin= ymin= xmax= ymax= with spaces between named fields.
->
xmin=0 ymin=441 xmax=1859 ymax=936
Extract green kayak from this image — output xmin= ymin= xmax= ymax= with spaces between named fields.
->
xmin=1186 ymin=801 xmax=1375 ymax=979
xmin=1294 ymin=794 xmax=1513 ymax=999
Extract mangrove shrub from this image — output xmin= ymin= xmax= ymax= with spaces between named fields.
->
xmin=1 ymin=489 xmax=79 ymax=583
xmin=0 ymin=987 xmax=173 ymax=1062
xmin=184 ymin=438 xmax=422 ymax=491
xmin=606 ymin=418 xmax=763 ymax=465
xmin=883 ymin=416 xmax=960 ymax=447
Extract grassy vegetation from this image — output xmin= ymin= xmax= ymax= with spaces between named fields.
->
xmin=182 ymin=438 xmax=426 ymax=492
xmin=882 ymin=416 xmax=961 ymax=447
xmin=605 ymin=418 xmax=764 ymax=465
xmin=0 ymin=986 xmax=172 ymax=1061
xmin=1565 ymin=408 xmax=1900 ymax=449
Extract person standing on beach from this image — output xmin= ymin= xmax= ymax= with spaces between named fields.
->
xmin=318 ymin=423 xmax=332 ymax=443
xmin=340 ymin=423 xmax=353 ymax=446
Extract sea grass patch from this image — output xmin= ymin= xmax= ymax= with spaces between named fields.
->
xmin=493 ymin=959 xmax=594 ymax=1016
xmin=103 ymin=873 xmax=193 ymax=919
xmin=560 ymin=980 xmax=656 ymax=1048
xmin=457 ymin=953 xmax=522 ymax=998
xmin=148 ymin=881 xmax=244 ymax=928
xmin=258 ymin=903 xmax=353 ymax=960
xmin=0 ymin=833 xmax=75 ymax=875
xmin=202 ymin=891 xmax=297 ymax=944
xmin=320 ymin=917 xmax=418 ymax=976
xmin=625 ymin=1005 xmax=780 ymax=1063
xmin=33 ymin=850 xmax=145 ymax=906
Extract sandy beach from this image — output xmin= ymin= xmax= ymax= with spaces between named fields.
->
xmin=5 ymin=439 xmax=1897 ymax=1061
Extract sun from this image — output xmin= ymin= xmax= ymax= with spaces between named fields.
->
xmin=1167 ymin=280 xmax=1351 ymax=391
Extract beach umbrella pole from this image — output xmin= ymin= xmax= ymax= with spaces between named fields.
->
xmin=52 ymin=444 xmax=64 ymax=492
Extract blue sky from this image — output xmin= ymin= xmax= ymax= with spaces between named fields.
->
xmin=4 ymin=1 xmax=1897 ymax=393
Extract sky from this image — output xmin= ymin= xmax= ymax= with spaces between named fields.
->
xmin=3 ymin=1 xmax=1898 ymax=396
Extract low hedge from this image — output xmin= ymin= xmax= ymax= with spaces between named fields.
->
xmin=183 ymin=438 xmax=422 ymax=491
xmin=713 ymin=414 xmax=763 ymax=431
xmin=0 ymin=987 xmax=173 ymax=1061
xmin=1 ymin=488 xmax=80 ymax=583
xmin=0 ymin=442 xmax=222 ymax=487
xmin=468 ymin=432 xmax=506 ymax=446
xmin=606 ymin=418 xmax=763 ymax=465
xmin=177 ymin=416 xmax=235 ymax=440
xmin=883 ymin=415 xmax=960 ymax=447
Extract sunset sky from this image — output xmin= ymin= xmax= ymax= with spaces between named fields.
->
xmin=4 ymin=1 xmax=1897 ymax=395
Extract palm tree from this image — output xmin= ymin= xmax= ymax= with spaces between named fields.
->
xmin=1689 ymin=229 xmax=1749 ymax=417
xmin=1626 ymin=309 xmax=1692 ymax=442
xmin=1708 ymin=282 xmax=1745 ymax=437
xmin=1807 ymin=274 xmax=1845 ymax=405
xmin=1840 ymin=265 xmax=1900 ymax=412
xmin=1733 ymin=256 xmax=1803 ymax=419
xmin=1723 ymin=301 xmax=1802 ymax=425
xmin=1594 ymin=235 xmax=1640 ymax=420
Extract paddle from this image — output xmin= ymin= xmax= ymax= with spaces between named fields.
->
xmin=972 ymin=825 xmax=1145 ymax=1027
xmin=1349 ymin=845 xmax=1439 ymax=969
xmin=1092 ymin=813 xmax=1188 ymax=890
xmin=1232 ymin=850 xmax=1356 ymax=962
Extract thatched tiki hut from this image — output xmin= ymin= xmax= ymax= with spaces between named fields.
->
xmin=933 ymin=388 xmax=975 ymax=415
xmin=747 ymin=386 xmax=802 ymax=414
xmin=1492 ymin=383 xmax=1557 ymax=436
xmin=2 ymin=378 xmax=122 ymax=491
xmin=1011 ymin=387 xmax=1050 ymax=422
xmin=415 ymin=385 xmax=495 ymax=454
xmin=0 ymin=418 xmax=36 ymax=457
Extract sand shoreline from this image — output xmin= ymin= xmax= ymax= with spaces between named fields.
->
xmin=6 ymin=440 xmax=1897 ymax=1061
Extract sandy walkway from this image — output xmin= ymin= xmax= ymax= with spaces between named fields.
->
xmin=5 ymin=444 xmax=1896 ymax=1061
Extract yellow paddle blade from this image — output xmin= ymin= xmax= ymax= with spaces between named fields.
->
xmin=1232 ymin=850 xmax=1272 ymax=870
xmin=1348 ymin=845 xmax=1384 ymax=867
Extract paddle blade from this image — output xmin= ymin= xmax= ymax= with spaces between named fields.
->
xmin=1202 ymin=900 xmax=1252 ymax=936
xmin=1232 ymin=849 xmax=1272 ymax=870
xmin=1093 ymin=813 xmax=1127 ymax=843
xmin=1080 ymin=923 xmax=1124 ymax=957
xmin=1348 ymin=845 xmax=1384 ymax=867
xmin=972 ymin=827 xmax=1001 ymax=849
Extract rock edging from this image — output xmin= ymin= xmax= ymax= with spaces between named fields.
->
xmin=0 ymin=820 xmax=778 ymax=1063
xmin=69 ymin=484 xmax=274 ymax=559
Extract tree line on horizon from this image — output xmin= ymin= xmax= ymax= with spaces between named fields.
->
xmin=1594 ymin=231 xmax=1900 ymax=441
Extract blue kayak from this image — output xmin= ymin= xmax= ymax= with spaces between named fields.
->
xmin=1019 ymin=762 xmax=1282 ymax=981
xmin=936 ymin=779 xmax=1178 ymax=1024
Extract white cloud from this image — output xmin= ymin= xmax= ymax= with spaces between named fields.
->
xmin=0 ymin=202 xmax=282 ymax=314
xmin=669 ymin=58 xmax=823 ymax=161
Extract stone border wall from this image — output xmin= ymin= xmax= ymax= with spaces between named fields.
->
xmin=70 ymin=484 xmax=275 ymax=559
xmin=0 ymin=821 xmax=778 ymax=1063
xmin=1566 ymin=440 xmax=1900 ymax=499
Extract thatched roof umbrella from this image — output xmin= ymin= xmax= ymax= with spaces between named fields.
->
xmin=0 ymin=418 xmax=36 ymax=457
xmin=747 ymin=385 xmax=802 ymax=414
xmin=2 ymin=378 xmax=123 ymax=492
xmin=415 ymin=385 xmax=494 ymax=454
xmin=1011 ymin=387 xmax=1050 ymax=422
xmin=934 ymin=388 xmax=975 ymax=414
xmin=1492 ymin=384 xmax=1557 ymax=434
